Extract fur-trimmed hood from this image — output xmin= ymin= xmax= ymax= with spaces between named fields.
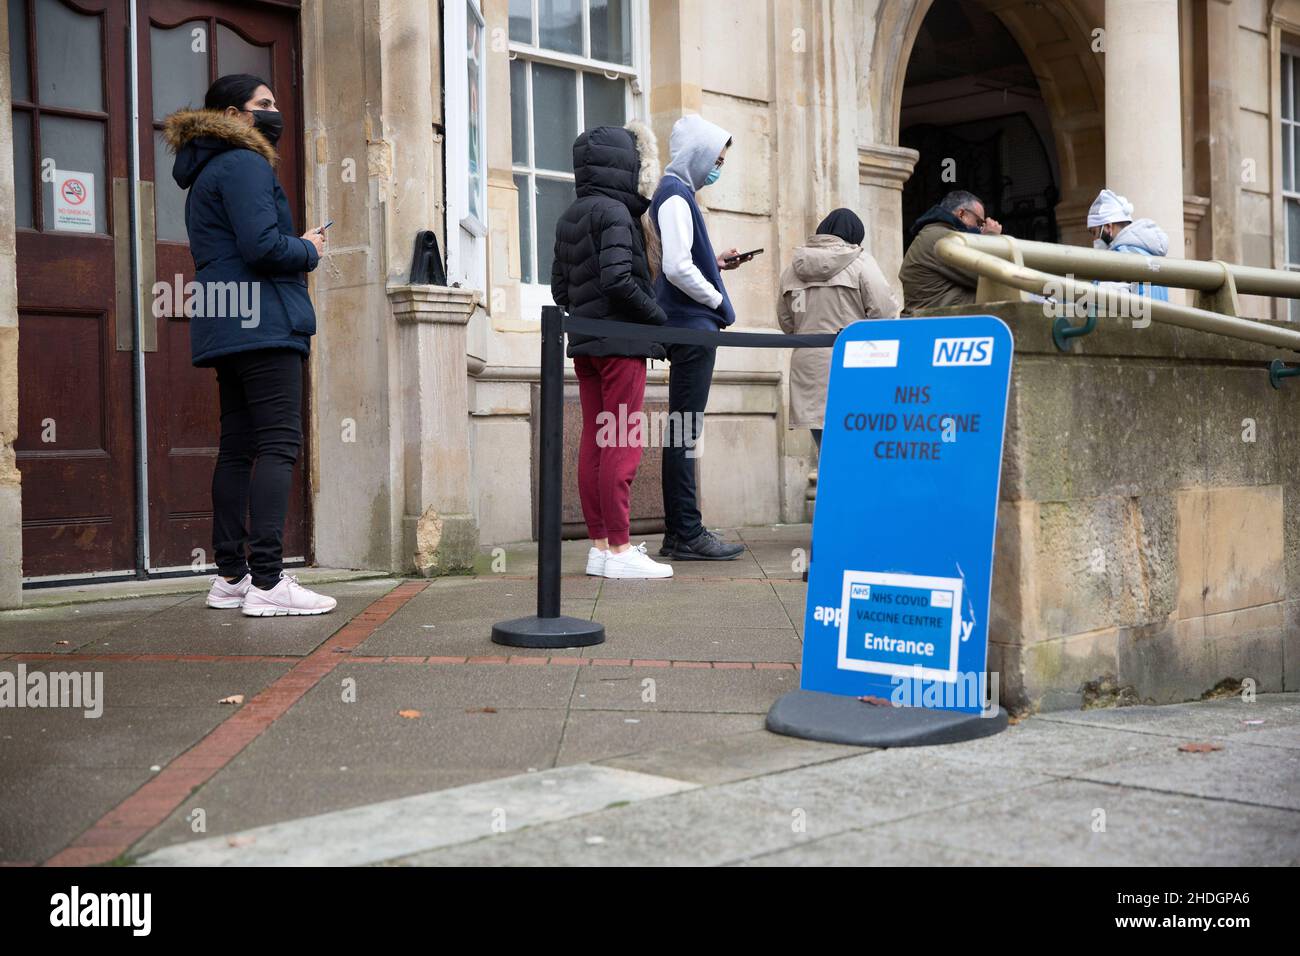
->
xmin=162 ymin=108 xmax=277 ymax=189
xmin=623 ymin=120 xmax=659 ymax=199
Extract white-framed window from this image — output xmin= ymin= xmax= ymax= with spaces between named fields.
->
xmin=1283 ymin=49 xmax=1300 ymax=320
xmin=446 ymin=0 xmax=489 ymax=289
xmin=508 ymin=0 xmax=648 ymax=318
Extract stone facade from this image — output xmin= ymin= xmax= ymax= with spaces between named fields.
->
xmin=1 ymin=0 xmax=1299 ymax=712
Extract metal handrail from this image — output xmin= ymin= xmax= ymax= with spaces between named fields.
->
xmin=946 ymin=233 xmax=1300 ymax=298
xmin=933 ymin=233 xmax=1300 ymax=352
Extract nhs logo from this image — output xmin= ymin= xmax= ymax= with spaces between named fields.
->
xmin=932 ymin=336 xmax=994 ymax=366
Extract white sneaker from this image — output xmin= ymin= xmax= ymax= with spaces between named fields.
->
xmin=603 ymin=543 xmax=674 ymax=579
xmin=586 ymin=547 xmax=609 ymax=576
xmin=241 ymin=573 xmax=338 ymax=616
xmin=206 ymin=573 xmax=252 ymax=609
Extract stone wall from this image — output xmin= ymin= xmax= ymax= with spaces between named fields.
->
xmin=0 ymin=6 xmax=19 ymax=608
xmin=917 ymin=300 xmax=1300 ymax=711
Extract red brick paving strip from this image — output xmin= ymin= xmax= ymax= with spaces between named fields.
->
xmin=42 ymin=580 xmax=429 ymax=868
xmin=11 ymin=651 xmax=798 ymax=670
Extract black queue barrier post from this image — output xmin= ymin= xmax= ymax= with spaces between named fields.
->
xmin=491 ymin=306 xmax=606 ymax=649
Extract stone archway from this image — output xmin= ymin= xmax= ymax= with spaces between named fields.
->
xmin=866 ymin=0 xmax=1106 ymax=245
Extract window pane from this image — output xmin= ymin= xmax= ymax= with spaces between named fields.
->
xmin=535 ymin=176 xmax=575 ymax=283
xmin=538 ymin=0 xmax=581 ymax=55
xmin=154 ymin=130 xmax=188 ymax=242
xmin=151 ymin=23 xmax=210 ymax=121
xmin=1289 ymin=200 xmax=1300 ymax=266
xmin=590 ymin=0 xmax=632 ymax=66
xmin=515 ymin=173 xmax=533 ymax=284
xmin=12 ymin=111 xmax=34 ymax=229
xmin=583 ymin=72 xmax=625 ymax=130
xmin=217 ymin=24 xmax=273 ymax=84
xmin=467 ymin=9 xmax=484 ymax=223
xmin=35 ymin=0 xmax=103 ymax=110
xmin=509 ymin=0 xmax=532 ymax=44
xmin=510 ymin=57 xmax=529 ymax=165
xmin=1286 ymin=57 xmax=1295 ymax=122
xmin=40 ymin=115 xmax=106 ymax=234
xmin=1294 ymin=57 xmax=1300 ymax=128
xmin=1286 ymin=124 xmax=1294 ymax=194
xmin=9 ymin=0 xmax=30 ymax=102
xmin=531 ymin=62 xmax=576 ymax=171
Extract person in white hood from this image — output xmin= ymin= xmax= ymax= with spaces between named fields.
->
xmin=1087 ymin=188 xmax=1170 ymax=302
xmin=648 ymin=114 xmax=752 ymax=562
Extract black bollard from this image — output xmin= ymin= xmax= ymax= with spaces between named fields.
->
xmin=491 ymin=306 xmax=606 ymax=648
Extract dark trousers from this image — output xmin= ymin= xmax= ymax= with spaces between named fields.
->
xmin=662 ymin=342 xmax=716 ymax=540
xmin=211 ymin=348 xmax=303 ymax=589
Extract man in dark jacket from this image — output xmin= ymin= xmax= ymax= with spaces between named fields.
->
xmin=551 ymin=124 xmax=673 ymax=579
xmin=899 ymin=190 xmax=1002 ymax=314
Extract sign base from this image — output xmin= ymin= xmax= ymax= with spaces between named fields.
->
xmin=766 ymin=690 xmax=1007 ymax=748
xmin=491 ymin=615 xmax=605 ymax=649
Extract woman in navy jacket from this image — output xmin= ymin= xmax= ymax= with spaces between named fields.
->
xmin=164 ymin=74 xmax=335 ymax=617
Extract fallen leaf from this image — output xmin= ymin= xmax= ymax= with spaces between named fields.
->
xmin=465 ymin=706 xmax=498 ymax=714
xmin=398 ymin=709 xmax=422 ymax=719
xmin=1178 ymin=741 xmax=1223 ymax=753
xmin=226 ymin=835 xmax=256 ymax=848
xmin=857 ymin=695 xmax=891 ymax=707
xmin=218 ymin=694 xmax=244 ymax=705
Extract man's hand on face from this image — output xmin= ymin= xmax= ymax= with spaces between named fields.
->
xmin=981 ymin=217 xmax=1003 ymax=236
xmin=717 ymin=247 xmax=744 ymax=270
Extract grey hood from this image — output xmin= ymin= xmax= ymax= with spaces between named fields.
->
xmin=1110 ymin=218 xmax=1169 ymax=257
xmin=664 ymin=114 xmax=731 ymax=190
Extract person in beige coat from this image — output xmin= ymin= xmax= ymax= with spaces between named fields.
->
xmin=777 ymin=209 xmax=900 ymax=448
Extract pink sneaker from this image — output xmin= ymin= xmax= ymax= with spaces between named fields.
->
xmin=206 ymin=573 xmax=252 ymax=609
xmin=241 ymin=573 xmax=337 ymax=617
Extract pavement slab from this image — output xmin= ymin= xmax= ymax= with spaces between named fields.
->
xmin=136 ymin=764 xmax=697 ymax=866
xmin=76 ymin=579 xmax=402 ymax=657
xmin=598 ymin=729 xmax=862 ymax=786
xmin=1071 ymin=739 xmax=1300 ymax=811
xmin=0 ymin=594 xmax=196 ymax=654
xmin=569 ymin=665 xmax=799 ymax=713
xmin=556 ymin=711 xmax=767 ymax=765
xmin=890 ymin=778 xmax=1300 ymax=866
xmin=358 ymin=576 xmax=599 ymax=658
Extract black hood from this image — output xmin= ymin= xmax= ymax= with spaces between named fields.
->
xmin=572 ymin=126 xmax=649 ymax=217
xmin=908 ymin=203 xmax=974 ymax=241
xmin=162 ymin=109 xmax=279 ymax=189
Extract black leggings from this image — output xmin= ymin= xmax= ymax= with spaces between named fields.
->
xmin=211 ymin=348 xmax=304 ymax=589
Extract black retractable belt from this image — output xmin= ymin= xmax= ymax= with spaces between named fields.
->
xmin=490 ymin=307 xmax=837 ymax=649
xmin=562 ymin=314 xmax=838 ymax=350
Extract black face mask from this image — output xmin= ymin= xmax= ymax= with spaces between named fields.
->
xmin=245 ymin=109 xmax=283 ymax=146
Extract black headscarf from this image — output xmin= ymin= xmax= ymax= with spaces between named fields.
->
xmin=815 ymin=208 xmax=865 ymax=246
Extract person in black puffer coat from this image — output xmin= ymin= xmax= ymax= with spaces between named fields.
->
xmin=550 ymin=123 xmax=673 ymax=580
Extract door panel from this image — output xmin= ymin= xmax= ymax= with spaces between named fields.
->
xmin=139 ymin=0 xmax=308 ymax=570
xmin=13 ymin=0 xmax=308 ymax=580
xmin=13 ymin=0 xmax=136 ymax=577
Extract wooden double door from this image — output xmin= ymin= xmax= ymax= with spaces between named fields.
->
xmin=11 ymin=0 xmax=308 ymax=579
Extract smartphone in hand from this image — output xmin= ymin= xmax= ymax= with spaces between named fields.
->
xmin=723 ymin=247 xmax=763 ymax=265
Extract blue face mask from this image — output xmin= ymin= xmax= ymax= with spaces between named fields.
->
xmin=704 ymin=165 xmax=721 ymax=187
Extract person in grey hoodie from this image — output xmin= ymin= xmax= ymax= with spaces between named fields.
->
xmin=778 ymin=209 xmax=899 ymax=448
xmin=649 ymin=114 xmax=753 ymax=561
